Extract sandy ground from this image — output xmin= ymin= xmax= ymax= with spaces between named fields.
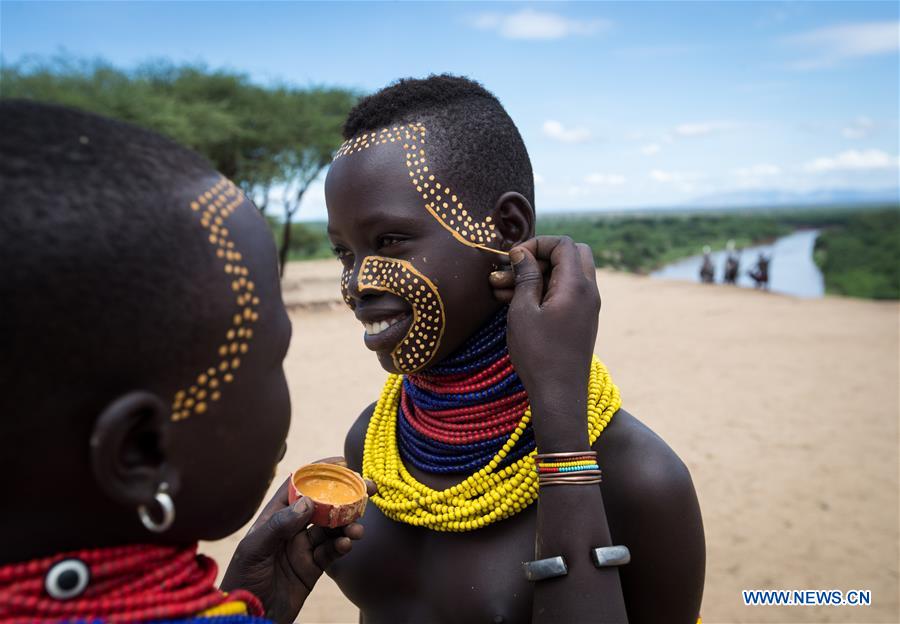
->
xmin=203 ymin=259 xmax=899 ymax=624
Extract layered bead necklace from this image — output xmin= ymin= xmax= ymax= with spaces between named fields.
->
xmin=363 ymin=308 xmax=622 ymax=532
xmin=397 ymin=310 xmax=534 ymax=474
xmin=0 ymin=544 xmax=267 ymax=623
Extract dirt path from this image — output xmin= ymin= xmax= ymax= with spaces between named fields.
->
xmin=203 ymin=260 xmax=899 ymax=623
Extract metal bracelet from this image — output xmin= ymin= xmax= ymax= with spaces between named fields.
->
xmin=539 ymin=479 xmax=603 ymax=487
xmin=522 ymin=555 xmax=568 ymax=581
xmin=591 ymin=545 xmax=631 ymax=568
xmin=534 ymin=450 xmax=598 ymax=460
xmin=539 ymin=478 xmax=603 ymax=486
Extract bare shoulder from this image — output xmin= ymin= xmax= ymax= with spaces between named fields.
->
xmin=344 ymin=401 xmax=377 ymax=473
xmin=594 ymin=407 xmax=697 ymax=508
xmin=595 ymin=408 xmax=705 ymax=623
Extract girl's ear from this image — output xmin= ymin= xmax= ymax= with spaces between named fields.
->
xmin=90 ymin=391 xmax=178 ymax=509
xmin=490 ymin=192 xmax=535 ymax=251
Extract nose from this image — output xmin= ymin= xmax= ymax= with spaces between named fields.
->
xmin=342 ymin=256 xmax=373 ymax=306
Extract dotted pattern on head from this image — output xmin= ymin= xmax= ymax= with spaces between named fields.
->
xmin=334 ymin=123 xmax=503 ymax=255
xmin=170 ymin=177 xmax=260 ymax=422
xmin=354 ymin=256 xmax=446 ymax=373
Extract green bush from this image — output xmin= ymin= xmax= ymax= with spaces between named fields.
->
xmin=814 ymin=210 xmax=900 ymax=299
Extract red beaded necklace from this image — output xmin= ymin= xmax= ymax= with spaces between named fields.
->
xmin=0 ymin=543 xmax=263 ymax=623
xmin=403 ymin=353 xmax=529 ymax=444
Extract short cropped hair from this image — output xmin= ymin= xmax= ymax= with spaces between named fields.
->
xmin=343 ymin=74 xmax=534 ymax=216
xmin=0 ymin=100 xmax=228 ymax=431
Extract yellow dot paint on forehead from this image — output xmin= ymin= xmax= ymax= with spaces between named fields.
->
xmin=343 ymin=255 xmax=446 ymax=374
xmin=171 ymin=176 xmax=260 ymax=422
xmin=334 ymin=123 xmax=506 ymax=256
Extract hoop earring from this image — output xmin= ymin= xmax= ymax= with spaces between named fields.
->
xmin=138 ymin=482 xmax=175 ymax=533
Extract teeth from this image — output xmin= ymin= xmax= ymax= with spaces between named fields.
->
xmin=364 ymin=315 xmax=405 ymax=336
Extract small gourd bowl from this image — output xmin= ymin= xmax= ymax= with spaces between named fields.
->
xmin=288 ymin=463 xmax=368 ymax=528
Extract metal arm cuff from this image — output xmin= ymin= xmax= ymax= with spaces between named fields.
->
xmin=591 ymin=545 xmax=631 ymax=567
xmin=522 ymin=555 xmax=568 ymax=581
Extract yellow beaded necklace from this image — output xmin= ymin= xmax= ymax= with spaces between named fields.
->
xmin=362 ymin=356 xmax=621 ymax=531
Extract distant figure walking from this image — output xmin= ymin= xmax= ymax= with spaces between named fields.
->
xmin=749 ymin=252 xmax=770 ymax=290
xmin=699 ymin=246 xmax=715 ymax=284
xmin=723 ymin=240 xmax=740 ymax=285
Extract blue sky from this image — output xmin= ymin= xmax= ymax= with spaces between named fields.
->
xmin=3 ymin=1 xmax=898 ymax=218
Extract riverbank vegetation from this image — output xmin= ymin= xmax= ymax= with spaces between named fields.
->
xmin=275 ymin=205 xmax=898 ymax=300
xmin=813 ymin=209 xmax=899 ymax=300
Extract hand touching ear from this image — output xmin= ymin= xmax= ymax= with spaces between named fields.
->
xmin=494 ymin=236 xmax=601 ymax=447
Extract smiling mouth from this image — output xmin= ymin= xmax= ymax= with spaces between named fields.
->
xmin=363 ymin=313 xmax=407 ymax=336
xmin=361 ymin=312 xmax=413 ymax=353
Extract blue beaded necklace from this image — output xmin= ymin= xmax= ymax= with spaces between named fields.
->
xmin=397 ymin=308 xmax=536 ymax=474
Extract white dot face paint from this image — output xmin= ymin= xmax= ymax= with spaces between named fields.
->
xmin=341 ymin=256 xmax=445 ymax=373
xmin=333 ymin=123 xmax=503 ymax=255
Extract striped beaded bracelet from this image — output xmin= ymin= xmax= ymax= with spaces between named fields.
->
xmin=535 ymin=451 xmax=602 ymax=486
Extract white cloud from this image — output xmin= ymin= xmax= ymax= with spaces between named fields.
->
xmin=842 ymin=116 xmax=875 ymax=139
xmin=649 ymin=169 xmax=704 ymax=193
xmin=733 ymin=164 xmax=781 ymax=178
xmin=651 ymin=169 xmax=687 ymax=183
xmin=784 ymin=21 xmax=900 ymax=69
xmin=673 ymin=121 xmax=735 ymax=137
xmin=584 ymin=172 xmax=626 ymax=186
xmin=640 ymin=143 xmax=661 ymax=156
xmin=542 ymin=120 xmax=591 ymax=143
xmin=534 ymin=173 xmax=545 ymax=185
xmin=472 ymin=9 xmax=610 ymax=40
xmin=803 ymin=149 xmax=900 ymax=172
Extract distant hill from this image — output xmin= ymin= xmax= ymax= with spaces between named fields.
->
xmin=687 ymin=188 xmax=900 ymax=209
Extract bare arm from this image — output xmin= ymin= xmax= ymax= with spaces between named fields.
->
xmin=504 ymin=236 xmax=629 ymax=623
xmin=611 ymin=431 xmax=705 ymax=623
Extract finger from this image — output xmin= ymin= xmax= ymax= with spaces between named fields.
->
xmin=492 ymin=289 xmax=514 ymax=304
xmin=364 ymin=479 xmax=377 ymax=496
xmin=342 ymin=521 xmax=365 ymax=540
xmin=246 ymin=477 xmax=292 ymax=534
xmin=241 ymin=497 xmax=315 ymax=553
xmin=542 ymin=237 xmax=585 ymax=302
xmin=490 ymin=261 xmax=550 ymax=290
xmin=516 ymin=236 xmax=581 ymax=282
xmin=489 ymin=269 xmax=516 ymax=290
xmin=312 ymin=537 xmax=353 ymax=571
xmin=303 ymin=516 xmax=364 ymax=549
xmin=302 ymin=524 xmax=330 ymax=549
xmin=576 ymin=243 xmax=597 ymax=285
xmin=508 ymin=246 xmax=543 ymax=308
xmin=515 ymin=236 xmax=568 ymax=262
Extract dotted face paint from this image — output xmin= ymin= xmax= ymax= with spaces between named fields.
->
xmin=341 ymin=256 xmax=445 ymax=373
xmin=171 ymin=177 xmax=260 ymax=422
xmin=334 ymin=123 xmax=504 ymax=255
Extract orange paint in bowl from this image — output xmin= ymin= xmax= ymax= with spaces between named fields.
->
xmin=288 ymin=463 xmax=368 ymax=528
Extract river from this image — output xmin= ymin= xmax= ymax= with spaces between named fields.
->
xmin=650 ymin=229 xmax=825 ymax=298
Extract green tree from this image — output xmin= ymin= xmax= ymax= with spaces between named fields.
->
xmin=267 ymin=87 xmax=355 ymax=275
xmin=1 ymin=56 xmax=357 ymax=275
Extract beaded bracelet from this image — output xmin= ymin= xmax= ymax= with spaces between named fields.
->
xmin=535 ymin=451 xmax=602 ymax=486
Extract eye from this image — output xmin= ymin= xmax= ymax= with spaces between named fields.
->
xmin=331 ymin=246 xmax=353 ymax=264
xmin=377 ymin=235 xmax=407 ymax=250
